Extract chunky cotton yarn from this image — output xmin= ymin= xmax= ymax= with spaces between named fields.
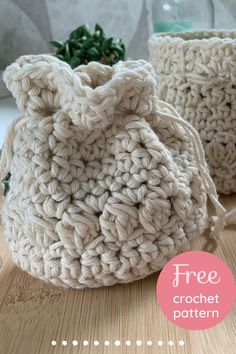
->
xmin=0 ymin=55 xmax=226 ymax=288
xmin=149 ymin=31 xmax=236 ymax=195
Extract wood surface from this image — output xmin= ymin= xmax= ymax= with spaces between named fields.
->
xmin=0 ymin=195 xmax=235 ymax=354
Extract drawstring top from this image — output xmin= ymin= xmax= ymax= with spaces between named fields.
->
xmin=0 ymin=55 xmax=232 ymax=241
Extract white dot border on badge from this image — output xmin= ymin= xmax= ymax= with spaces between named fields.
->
xmin=51 ymin=339 xmax=185 ymax=347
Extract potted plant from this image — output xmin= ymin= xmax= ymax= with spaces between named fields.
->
xmin=50 ymin=23 xmax=126 ymax=68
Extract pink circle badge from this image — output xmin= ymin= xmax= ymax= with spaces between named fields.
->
xmin=156 ymin=251 xmax=236 ymax=330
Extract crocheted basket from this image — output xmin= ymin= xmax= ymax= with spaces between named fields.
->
xmin=0 ymin=55 xmax=225 ymax=288
xmin=149 ymin=30 xmax=236 ymax=195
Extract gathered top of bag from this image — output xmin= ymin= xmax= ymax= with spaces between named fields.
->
xmin=0 ymin=55 xmax=226 ymax=288
xmin=4 ymin=54 xmax=156 ymax=130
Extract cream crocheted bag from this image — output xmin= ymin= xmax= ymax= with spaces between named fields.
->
xmin=149 ymin=31 xmax=236 ymax=195
xmin=0 ymin=55 xmax=226 ymax=288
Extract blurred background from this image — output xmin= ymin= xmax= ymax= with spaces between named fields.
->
xmin=1 ymin=0 xmax=236 ymax=69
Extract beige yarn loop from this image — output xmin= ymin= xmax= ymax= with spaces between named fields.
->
xmin=3 ymin=55 xmax=156 ymax=130
xmin=0 ymin=54 xmax=232 ymax=288
xmin=153 ymin=100 xmax=226 ymax=239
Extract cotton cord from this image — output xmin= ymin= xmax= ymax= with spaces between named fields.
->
xmin=154 ymin=99 xmax=226 ymax=239
xmin=0 ymin=55 xmax=232 ymax=288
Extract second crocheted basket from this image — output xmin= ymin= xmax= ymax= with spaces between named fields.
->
xmin=149 ymin=30 xmax=236 ymax=195
xmin=0 ymin=55 xmax=225 ymax=288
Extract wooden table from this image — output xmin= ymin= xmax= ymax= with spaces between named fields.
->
xmin=0 ymin=195 xmax=235 ymax=354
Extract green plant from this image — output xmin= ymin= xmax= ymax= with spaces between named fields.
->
xmin=50 ymin=24 xmax=126 ymax=68
xmin=2 ymin=173 xmax=11 ymax=196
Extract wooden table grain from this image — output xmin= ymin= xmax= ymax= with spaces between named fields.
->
xmin=0 ymin=196 xmax=235 ymax=354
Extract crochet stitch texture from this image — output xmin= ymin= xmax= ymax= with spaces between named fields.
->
xmin=1 ymin=55 xmax=222 ymax=288
xmin=149 ymin=31 xmax=236 ymax=195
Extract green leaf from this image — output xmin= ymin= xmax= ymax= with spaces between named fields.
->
xmin=95 ymin=23 xmax=104 ymax=37
xmin=74 ymin=49 xmax=85 ymax=58
xmin=2 ymin=172 xmax=11 ymax=196
xmin=70 ymin=57 xmax=82 ymax=68
xmin=82 ymin=24 xmax=92 ymax=38
xmin=49 ymin=40 xmax=64 ymax=49
xmin=70 ymin=26 xmax=84 ymax=39
xmin=111 ymin=46 xmax=125 ymax=58
xmin=87 ymin=47 xmax=101 ymax=61
xmin=64 ymin=42 xmax=71 ymax=61
xmin=56 ymin=54 xmax=65 ymax=61
xmin=73 ymin=42 xmax=83 ymax=50
xmin=56 ymin=46 xmax=65 ymax=55
xmin=101 ymin=37 xmax=113 ymax=54
xmin=83 ymin=37 xmax=95 ymax=49
xmin=94 ymin=31 xmax=101 ymax=41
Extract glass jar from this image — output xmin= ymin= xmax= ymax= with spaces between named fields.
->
xmin=152 ymin=0 xmax=214 ymax=33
